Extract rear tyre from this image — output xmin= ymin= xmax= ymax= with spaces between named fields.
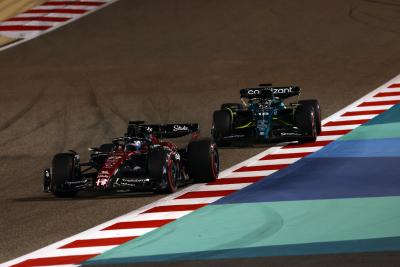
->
xmin=187 ymin=138 xmax=219 ymax=183
xmin=299 ymin=100 xmax=321 ymax=134
xmin=220 ymin=103 xmax=243 ymax=111
xmin=295 ymin=105 xmax=317 ymax=143
xmin=212 ymin=110 xmax=232 ymax=147
xmin=149 ymin=149 xmax=178 ymax=194
xmin=51 ymin=153 xmax=78 ymax=198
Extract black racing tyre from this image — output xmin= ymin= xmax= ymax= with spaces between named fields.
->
xmin=149 ymin=149 xmax=178 ymax=194
xmin=299 ymin=99 xmax=321 ymax=134
xmin=295 ymin=105 xmax=317 ymax=143
xmin=99 ymin=143 xmax=114 ymax=153
xmin=187 ymin=138 xmax=219 ymax=183
xmin=212 ymin=110 xmax=232 ymax=147
xmin=220 ymin=103 xmax=243 ymax=111
xmin=51 ymin=153 xmax=78 ymax=197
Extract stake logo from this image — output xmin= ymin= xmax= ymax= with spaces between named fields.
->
xmin=173 ymin=125 xmax=189 ymax=131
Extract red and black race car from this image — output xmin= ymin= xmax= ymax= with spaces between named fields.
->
xmin=43 ymin=121 xmax=219 ymax=197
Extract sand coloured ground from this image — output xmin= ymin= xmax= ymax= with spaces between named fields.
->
xmin=0 ymin=0 xmax=47 ymax=46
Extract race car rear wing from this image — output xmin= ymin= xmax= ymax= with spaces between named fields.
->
xmin=126 ymin=121 xmax=199 ymax=138
xmin=240 ymin=86 xmax=301 ymax=99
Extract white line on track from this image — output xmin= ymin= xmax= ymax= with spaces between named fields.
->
xmin=316 ymin=135 xmax=343 ymax=141
xmin=321 ymin=124 xmax=361 ymax=131
xmin=117 ymin=211 xmax=191 ymax=221
xmin=335 ymin=114 xmax=377 ymax=121
xmin=155 ymin=197 xmax=223 ymax=206
xmin=30 ymin=6 xmax=96 ymax=11
xmin=194 ymin=183 xmax=252 ymax=191
xmin=251 ymin=158 xmax=301 ymax=165
xmin=367 ymin=95 xmax=400 ymax=101
xmin=0 ymin=21 xmax=64 ymax=26
xmin=352 ymin=105 xmax=394 ymax=111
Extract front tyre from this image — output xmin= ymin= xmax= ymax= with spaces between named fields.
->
xmin=212 ymin=110 xmax=232 ymax=147
xmin=187 ymin=138 xmax=219 ymax=183
xmin=51 ymin=153 xmax=78 ymax=198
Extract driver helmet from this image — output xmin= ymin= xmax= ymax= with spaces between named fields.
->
xmin=126 ymin=140 xmax=142 ymax=152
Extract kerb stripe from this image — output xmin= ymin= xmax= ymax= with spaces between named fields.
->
xmin=11 ymin=254 xmax=98 ymax=267
xmin=0 ymin=25 xmax=51 ymax=31
xmin=207 ymin=176 xmax=264 ymax=185
xmin=234 ymin=164 xmax=289 ymax=172
xmin=176 ymin=190 xmax=236 ymax=199
xmin=142 ymin=204 xmax=207 ymax=213
xmin=60 ymin=237 xmax=136 ymax=249
xmin=388 ymin=83 xmax=400 ymax=88
xmin=374 ymin=92 xmax=400 ymax=97
xmin=342 ymin=110 xmax=385 ymax=116
xmin=25 ymin=9 xmax=88 ymax=14
xmin=319 ymin=129 xmax=352 ymax=136
xmin=43 ymin=1 xmax=105 ymax=6
xmin=358 ymin=100 xmax=400 ymax=106
xmin=6 ymin=17 xmax=71 ymax=22
xmin=102 ymin=219 xmax=174 ymax=230
xmin=283 ymin=140 xmax=332 ymax=149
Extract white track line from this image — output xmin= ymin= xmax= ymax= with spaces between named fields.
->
xmin=316 ymin=135 xmax=343 ymax=141
xmin=321 ymin=124 xmax=361 ymax=131
xmin=251 ymin=158 xmax=301 ymax=166
xmin=352 ymin=105 xmax=394 ymax=111
xmin=335 ymin=114 xmax=377 ymax=121
xmin=194 ymin=183 xmax=251 ymax=191
xmin=155 ymin=197 xmax=223 ymax=206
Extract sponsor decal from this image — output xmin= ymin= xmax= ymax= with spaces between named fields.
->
xmin=247 ymin=89 xmax=261 ymax=95
xmin=121 ymin=178 xmax=150 ymax=183
xmin=246 ymin=87 xmax=294 ymax=96
xmin=96 ymin=178 xmax=109 ymax=186
xmin=173 ymin=125 xmax=189 ymax=131
xmin=281 ymin=132 xmax=301 ymax=136
xmin=271 ymin=87 xmax=293 ymax=94
xmin=224 ymin=134 xmax=246 ymax=139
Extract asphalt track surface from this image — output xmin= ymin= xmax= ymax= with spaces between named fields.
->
xmin=1 ymin=0 xmax=400 ymax=265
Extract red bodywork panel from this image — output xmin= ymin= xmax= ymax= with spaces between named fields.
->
xmin=94 ymin=135 xmax=181 ymax=189
xmin=96 ymin=149 xmax=128 ymax=188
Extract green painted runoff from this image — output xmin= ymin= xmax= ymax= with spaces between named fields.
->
xmin=90 ymin=196 xmax=400 ymax=261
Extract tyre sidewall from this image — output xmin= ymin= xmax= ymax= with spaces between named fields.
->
xmin=51 ymin=153 xmax=78 ymax=197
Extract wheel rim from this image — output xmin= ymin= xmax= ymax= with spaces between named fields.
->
xmin=311 ymin=111 xmax=317 ymax=138
xmin=167 ymin=159 xmax=177 ymax=191
xmin=210 ymin=144 xmax=219 ymax=178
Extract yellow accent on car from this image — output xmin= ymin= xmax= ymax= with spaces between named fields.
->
xmin=225 ymin=107 xmax=234 ymax=118
xmin=235 ymin=121 xmax=254 ymax=129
